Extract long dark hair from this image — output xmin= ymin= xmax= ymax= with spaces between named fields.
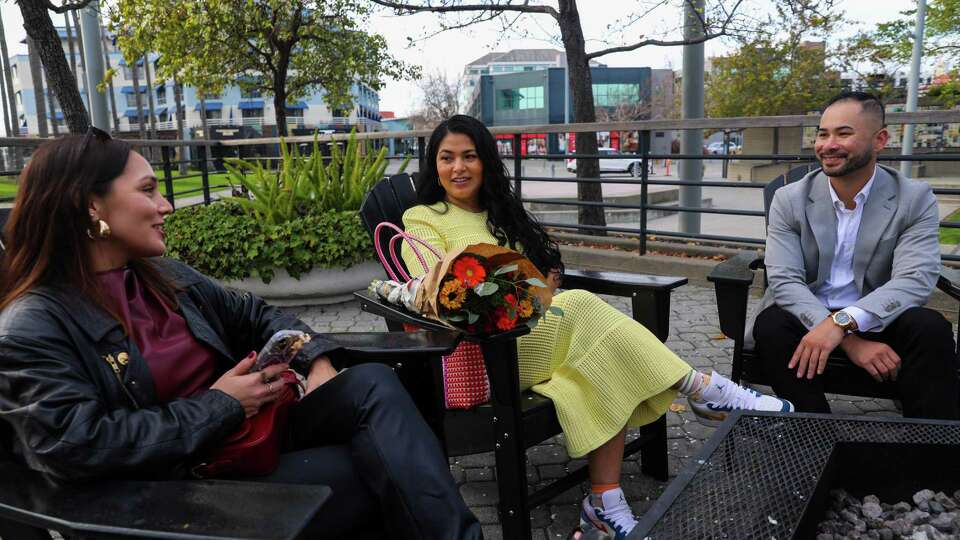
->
xmin=0 ymin=134 xmax=178 ymax=321
xmin=416 ymin=115 xmax=563 ymax=274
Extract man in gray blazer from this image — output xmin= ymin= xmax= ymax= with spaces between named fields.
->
xmin=752 ymin=91 xmax=959 ymax=418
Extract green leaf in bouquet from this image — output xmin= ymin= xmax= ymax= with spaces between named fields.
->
xmin=548 ymin=306 xmax=564 ymax=317
xmin=526 ymin=317 xmax=539 ymax=330
xmin=474 ymin=282 xmax=499 ymax=296
xmin=446 ymin=312 xmax=467 ymax=322
xmin=466 ymin=311 xmax=479 ymax=324
xmin=525 ymin=278 xmax=547 ymax=288
xmin=494 ymin=264 xmax=518 ymax=276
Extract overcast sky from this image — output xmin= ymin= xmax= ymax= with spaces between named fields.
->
xmin=0 ymin=0 xmax=919 ymax=118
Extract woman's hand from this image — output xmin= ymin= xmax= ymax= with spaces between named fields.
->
xmin=211 ymin=352 xmax=289 ymax=418
xmin=304 ymin=356 xmax=338 ymax=396
xmin=546 ymin=269 xmax=562 ymax=293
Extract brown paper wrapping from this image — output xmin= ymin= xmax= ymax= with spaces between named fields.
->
xmin=414 ymin=243 xmax=553 ymax=328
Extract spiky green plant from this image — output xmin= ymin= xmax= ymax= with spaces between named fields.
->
xmin=224 ymin=128 xmax=410 ymax=225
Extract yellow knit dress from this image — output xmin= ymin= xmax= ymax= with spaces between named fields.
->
xmin=401 ymin=202 xmax=691 ymax=458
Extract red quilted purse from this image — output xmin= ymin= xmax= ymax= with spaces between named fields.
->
xmin=193 ymin=370 xmax=301 ymax=478
xmin=376 ymin=222 xmax=491 ymax=410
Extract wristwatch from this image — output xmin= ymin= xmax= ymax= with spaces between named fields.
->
xmin=830 ymin=310 xmax=858 ymax=334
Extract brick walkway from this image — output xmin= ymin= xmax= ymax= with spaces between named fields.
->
xmin=286 ymin=284 xmax=901 ymax=540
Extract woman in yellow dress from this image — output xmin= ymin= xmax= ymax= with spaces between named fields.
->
xmin=402 ymin=115 xmax=793 ymax=540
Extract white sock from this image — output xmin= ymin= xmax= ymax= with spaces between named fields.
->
xmin=675 ymin=369 xmax=709 ymax=400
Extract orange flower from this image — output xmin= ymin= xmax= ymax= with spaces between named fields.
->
xmin=494 ymin=307 xmax=518 ymax=331
xmin=452 ymin=256 xmax=487 ymax=287
xmin=439 ymin=278 xmax=467 ymax=310
xmin=518 ymin=299 xmax=534 ymax=318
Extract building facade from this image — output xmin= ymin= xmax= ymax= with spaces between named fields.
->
xmin=467 ymin=62 xmax=675 ymax=156
xmin=9 ymin=27 xmax=382 ymax=138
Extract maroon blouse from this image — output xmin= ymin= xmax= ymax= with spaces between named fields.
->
xmin=97 ymin=267 xmax=218 ymax=403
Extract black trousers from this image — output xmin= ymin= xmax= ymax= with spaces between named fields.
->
xmin=753 ymin=305 xmax=960 ymax=420
xmin=248 ymin=363 xmax=482 ymax=540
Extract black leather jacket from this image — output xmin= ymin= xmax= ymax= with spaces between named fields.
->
xmin=0 ymin=258 xmax=342 ymax=481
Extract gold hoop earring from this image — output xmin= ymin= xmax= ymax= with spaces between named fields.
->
xmin=87 ymin=219 xmax=111 ymax=240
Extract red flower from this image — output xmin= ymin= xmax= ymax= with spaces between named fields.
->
xmin=494 ymin=307 xmax=518 ymax=331
xmin=452 ymin=256 xmax=487 ymax=287
xmin=504 ymin=293 xmax=518 ymax=307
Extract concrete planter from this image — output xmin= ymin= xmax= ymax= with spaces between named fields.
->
xmin=223 ymin=260 xmax=385 ymax=306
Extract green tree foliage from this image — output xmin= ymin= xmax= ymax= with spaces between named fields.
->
xmin=928 ymin=77 xmax=960 ymax=108
xmin=109 ymin=0 xmax=416 ymax=135
xmin=706 ymin=39 xmax=839 ymax=117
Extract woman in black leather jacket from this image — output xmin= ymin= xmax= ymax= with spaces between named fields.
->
xmin=0 ymin=130 xmax=482 ymax=540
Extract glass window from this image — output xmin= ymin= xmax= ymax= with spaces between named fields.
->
xmin=241 ymin=108 xmax=263 ymax=118
xmin=205 ymin=109 xmax=221 ymax=120
xmin=285 ymin=108 xmax=304 ymax=118
xmin=156 ymin=86 xmax=166 ymax=105
xmin=592 ymin=83 xmax=640 ymax=107
xmin=496 ymin=86 xmax=544 ymax=111
xmin=125 ymin=93 xmax=139 ymax=107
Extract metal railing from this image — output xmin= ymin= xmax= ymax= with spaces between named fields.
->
xmin=2 ymin=111 xmax=960 ymax=261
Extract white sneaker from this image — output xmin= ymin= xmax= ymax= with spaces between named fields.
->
xmin=579 ymin=490 xmax=637 ymax=540
xmin=687 ymin=371 xmax=794 ymax=426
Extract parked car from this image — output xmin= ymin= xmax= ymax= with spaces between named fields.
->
xmin=705 ymin=141 xmax=741 ymax=155
xmin=565 ymin=147 xmax=644 ymax=177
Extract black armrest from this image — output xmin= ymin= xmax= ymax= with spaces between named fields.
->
xmin=0 ymin=461 xmax=327 ymax=539
xmin=562 ymin=268 xmax=686 ymax=343
xmin=707 ymin=251 xmax=762 ymax=345
xmin=937 ymin=265 xmax=960 ymax=301
xmin=706 ymin=251 xmax=762 ymax=286
xmin=355 ymin=290 xmax=451 ymax=332
xmin=325 ymin=331 xmax=462 ymax=359
xmin=562 ymin=269 xmax=687 ymax=295
xmin=353 ymin=291 xmax=531 ymax=345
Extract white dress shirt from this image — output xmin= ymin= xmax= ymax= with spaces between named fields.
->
xmin=812 ymin=167 xmax=881 ymax=332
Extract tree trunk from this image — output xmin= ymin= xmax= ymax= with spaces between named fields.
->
xmin=26 ymin=37 xmax=49 ymax=137
xmin=19 ymin=0 xmax=88 ymax=134
xmin=64 ymin=12 xmax=77 ymax=78
xmin=174 ymin=77 xmax=187 ymax=174
xmin=0 ymin=58 xmax=10 ymax=137
xmin=43 ymin=72 xmax=59 ymax=135
xmin=0 ymin=16 xmax=21 ymax=169
xmin=273 ymin=92 xmax=288 ymax=137
xmin=199 ymin=94 xmax=208 ymax=140
xmin=131 ymin=59 xmax=146 ymax=141
xmin=557 ymin=0 xmax=605 ymax=233
xmin=142 ymin=55 xmax=158 ymax=141
xmin=101 ymin=31 xmax=120 ymax=132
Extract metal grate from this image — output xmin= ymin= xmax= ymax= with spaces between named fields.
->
xmin=635 ymin=412 xmax=960 ymax=539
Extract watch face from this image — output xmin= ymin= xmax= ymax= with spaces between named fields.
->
xmin=834 ymin=311 xmax=851 ymax=325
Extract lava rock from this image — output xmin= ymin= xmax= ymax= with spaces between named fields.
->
xmin=862 ymin=502 xmax=884 ymax=519
xmin=929 ymin=513 xmax=955 ymax=533
xmin=928 ymin=500 xmax=945 ymax=514
xmin=894 ymin=502 xmax=914 ymax=514
xmin=934 ymin=492 xmax=958 ymax=511
xmin=878 ymin=529 xmax=894 ymax=540
xmin=915 ymin=490 xmax=937 ymax=505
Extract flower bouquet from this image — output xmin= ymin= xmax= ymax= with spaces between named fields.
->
xmin=369 ymin=243 xmax=561 ymax=335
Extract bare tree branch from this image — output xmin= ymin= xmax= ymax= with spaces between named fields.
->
xmin=370 ymin=0 xmax=559 ymax=19
xmin=35 ymin=0 xmax=96 ymax=14
xmin=585 ymin=0 xmax=744 ymax=60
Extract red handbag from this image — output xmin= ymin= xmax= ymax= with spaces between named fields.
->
xmin=193 ymin=370 xmax=302 ymax=478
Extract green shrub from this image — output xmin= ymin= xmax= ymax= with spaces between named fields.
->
xmin=164 ymin=201 xmax=373 ymax=282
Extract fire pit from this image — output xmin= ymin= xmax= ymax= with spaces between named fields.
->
xmin=634 ymin=411 xmax=960 ymax=539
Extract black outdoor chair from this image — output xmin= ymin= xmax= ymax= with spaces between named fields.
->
xmin=356 ymin=173 xmax=688 ymax=540
xmin=707 ymin=165 xmax=960 ymax=400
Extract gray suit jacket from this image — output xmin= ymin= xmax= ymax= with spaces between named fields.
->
xmin=745 ymin=164 xmax=941 ymax=348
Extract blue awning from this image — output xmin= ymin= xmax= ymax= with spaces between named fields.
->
xmin=285 ymin=101 xmax=307 ymax=110
xmin=155 ymin=84 xmax=166 ymax=91
xmin=194 ymin=102 xmax=223 ymax=111
xmin=239 ymin=100 xmax=264 ymax=110
xmin=117 ymin=58 xmax=144 ymax=67
xmin=155 ymin=107 xmax=167 ymax=116
xmin=123 ymin=109 xmax=143 ymax=118
xmin=120 ymin=86 xmax=147 ymax=94
xmin=53 ymin=111 xmax=63 ymax=120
